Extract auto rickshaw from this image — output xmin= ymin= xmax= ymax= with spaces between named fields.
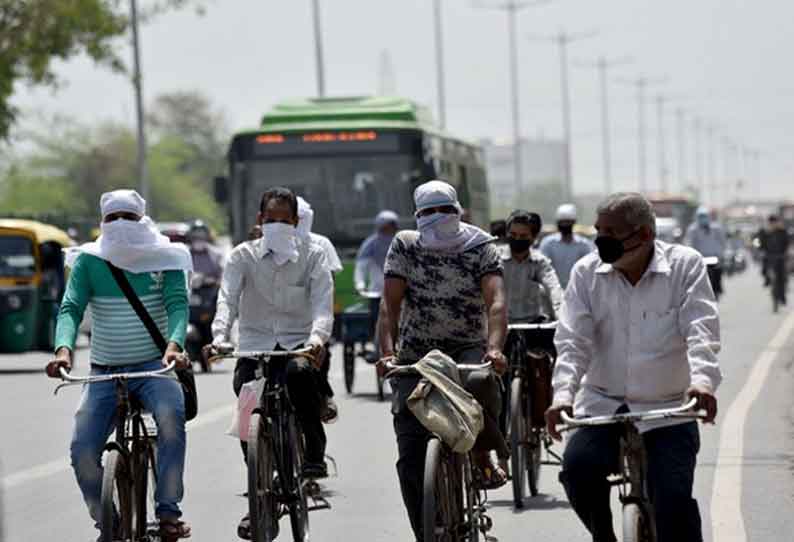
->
xmin=0 ymin=219 xmax=74 ymax=353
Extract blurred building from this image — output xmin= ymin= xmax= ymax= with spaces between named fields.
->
xmin=482 ymin=137 xmax=567 ymax=222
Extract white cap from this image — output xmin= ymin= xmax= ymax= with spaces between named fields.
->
xmin=100 ymin=189 xmax=146 ymax=219
xmin=375 ymin=210 xmax=399 ymax=228
xmin=696 ymin=206 xmax=709 ymax=217
xmin=556 ymin=203 xmax=577 ymax=221
xmin=413 ymin=180 xmax=463 ymax=215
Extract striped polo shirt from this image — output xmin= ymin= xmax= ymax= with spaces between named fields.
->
xmin=55 ymin=253 xmax=188 ymax=366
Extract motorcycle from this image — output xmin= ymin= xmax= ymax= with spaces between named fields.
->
xmin=185 ymin=272 xmax=219 ymax=373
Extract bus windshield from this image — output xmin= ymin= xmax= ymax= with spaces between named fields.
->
xmin=0 ymin=236 xmax=36 ymax=278
xmin=242 ymin=154 xmax=422 ymax=244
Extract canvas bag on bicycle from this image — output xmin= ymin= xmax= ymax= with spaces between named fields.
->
xmin=106 ymin=262 xmax=199 ymax=421
xmin=405 ymin=349 xmax=484 ymax=454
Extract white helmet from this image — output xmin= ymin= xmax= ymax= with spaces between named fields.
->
xmin=556 ymin=203 xmax=577 ymax=221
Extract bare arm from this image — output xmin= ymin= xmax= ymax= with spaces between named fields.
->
xmin=378 ymin=276 xmax=406 ymax=357
xmin=481 ymin=273 xmax=507 ymax=354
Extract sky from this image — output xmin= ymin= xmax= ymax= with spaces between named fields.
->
xmin=11 ymin=0 xmax=794 ymax=203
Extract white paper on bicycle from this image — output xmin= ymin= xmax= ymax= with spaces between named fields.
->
xmin=406 ymin=349 xmax=484 ymax=453
xmin=226 ymin=378 xmax=265 ymax=440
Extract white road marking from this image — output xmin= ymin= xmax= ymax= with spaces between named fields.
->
xmin=1 ymin=403 xmax=235 ymax=491
xmin=711 ymin=309 xmax=794 ymax=542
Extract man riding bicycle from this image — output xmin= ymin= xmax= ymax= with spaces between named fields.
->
xmin=45 ymin=190 xmax=193 ymax=540
xmin=759 ymin=214 xmax=790 ymax=303
xmin=377 ymin=180 xmax=509 ymax=541
xmin=546 ymin=193 xmax=722 ymax=542
xmin=204 ymin=187 xmax=333 ymax=539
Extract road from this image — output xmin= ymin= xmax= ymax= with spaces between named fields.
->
xmin=2 ymin=267 xmax=793 ymax=542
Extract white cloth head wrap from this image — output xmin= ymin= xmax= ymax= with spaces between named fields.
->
xmin=297 ymin=197 xmax=315 ymax=239
xmin=65 ymin=189 xmax=193 ymax=273
xmin=100 ymin=189 xmax=146 ymax=219
xmin=413 ymin=180 xmax=493 ymax=253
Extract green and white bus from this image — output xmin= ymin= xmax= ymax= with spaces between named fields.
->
xmin=215 ymin=96 xmax=490 ymax=310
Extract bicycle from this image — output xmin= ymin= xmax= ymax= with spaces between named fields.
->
xmin=384 ymin=360 xmax=495 ymax=542
xmin=340 ymin=289 xmax=385 ymax=399
xmin=505 ymin=322 xmax=561 ymax=508
xmin=54 ymin=361 xmax=176 ymax=542
xmin=559 ymin=398 xmax=704 ymax=542
xmin=209 ymin=346 xmax=328 ymax=542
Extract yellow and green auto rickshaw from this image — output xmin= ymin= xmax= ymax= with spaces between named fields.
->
xmin=0 ymin=219 xmax=74 ymax=353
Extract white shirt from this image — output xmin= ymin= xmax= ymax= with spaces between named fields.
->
xmin=309 ymin=232 xmax=343 ymax=273
xmin=552 ymin=240 xmax=722 ymax=431
xmin=212 ymin=237 xmax=334 ymax=350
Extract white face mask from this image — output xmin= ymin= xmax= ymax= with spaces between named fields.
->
xmin=100 ymin=218 xmax=154 ymax=246
xmin=261 ymin=222 xmax=299 ymax=265
xmin=416 ymin=212 xmax=461 ymax=236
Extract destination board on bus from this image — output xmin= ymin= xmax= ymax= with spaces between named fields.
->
xmin=251 ymin=131 xmax=402 ymax=156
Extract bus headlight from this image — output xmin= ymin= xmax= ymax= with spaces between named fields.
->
xmin=7 ymin=294 xmax=22 ymax=310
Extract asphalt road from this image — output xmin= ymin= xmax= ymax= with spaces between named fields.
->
xmin=1 ymin=266 xmax=793 ymax=542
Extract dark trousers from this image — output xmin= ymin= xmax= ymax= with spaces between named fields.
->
xmin=560 ymin=421 xmax=702 ymax=542
xmin=233 ymin=351 xmax=327 ymax=465
xmin=317 ymin=343 xmax=334 ymax=398
xmin=392 ymin=347 xmax=507 ymax=541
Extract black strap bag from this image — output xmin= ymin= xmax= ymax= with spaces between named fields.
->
xmin=106 ymin=262 xmax=199 ymax=421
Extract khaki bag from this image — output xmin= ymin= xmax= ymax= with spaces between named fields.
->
xmin=405 ymin=349 xmax=484 ymax=453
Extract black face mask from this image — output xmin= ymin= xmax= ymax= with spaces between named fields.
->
xmin=595 ymin=229 xmax=641 ymax=264
xmin=558 ymin=223 xmax=574 ymax=236
xmin=509 ymin=238 xmax=532 ymax=254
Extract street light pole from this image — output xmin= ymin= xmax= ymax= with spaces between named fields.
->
xmin=311 ymin=0 xmax=326 ymax=97
xmin=130 ymin=0 xmax=148 ymax=204
xmin=433 ymin=0 xmax=447 ymax=129
xmin=656 ymin=94 xmax=669 ymax=192
xmin=474 ymin=1 xmax=550 ymax=206
xmin=618 ymin=76 xmax=665 ymax=193
xmin=676 ymin=107 xmax=686 ymax=191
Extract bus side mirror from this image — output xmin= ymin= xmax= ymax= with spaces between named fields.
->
xmin=214 ymin=176 xmax=229 ymax=204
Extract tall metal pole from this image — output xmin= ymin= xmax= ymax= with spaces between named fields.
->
xmin=598 ymin=57 xmax=612 ymax=195
xmin=676 ymin=107 xmax=686 ymax=190
xmin=637 ymin=78 xmax=647 ymax=193
xmin=130 ymin=0 xmax=148 ymax=204
xmin=507 ymin=4 xmax=524 ymax=203
xmin=656 ymin=94 xmax=668 ymax=192
xmin=558 ymin=33 xmax=573 ymax=200
xmin=707 ymin=126 xmax=717 ymax=206
xmin=311 ymin=0 xmax=326 ymax=97
xmin=433 ymin=0 xmax=447 ymax=129
xmin=693 ymin=117 xmax=703 ymax=199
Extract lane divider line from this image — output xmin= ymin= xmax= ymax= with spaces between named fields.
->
xmin=710 ymin=309 xmax=794 ymax=542
xmin=2 ymin=403 xmax=235 ymax=491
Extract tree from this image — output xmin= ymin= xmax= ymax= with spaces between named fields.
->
xmin=0 ymin=0 xmax=201 ymax=139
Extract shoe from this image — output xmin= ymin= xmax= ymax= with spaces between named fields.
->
xmin=237 ymin=514 xmax=251 ymax=540
xmin=321 ymin=397 xmax=338 ymax=424
xmin=302 ymin=461 xmax=328 ymax=480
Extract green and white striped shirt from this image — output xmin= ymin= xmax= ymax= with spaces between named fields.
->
xmin=55 ymin=254 xmax=188 ymax=366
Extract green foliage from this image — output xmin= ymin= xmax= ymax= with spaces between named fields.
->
xmin=0 ymin=0 xmax=204 ymax=139
xmin=0 ymin=90 xmax=228 ymax=232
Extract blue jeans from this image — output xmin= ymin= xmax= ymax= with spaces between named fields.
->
xmin=70 ymin=360 xmax=186 ymax=525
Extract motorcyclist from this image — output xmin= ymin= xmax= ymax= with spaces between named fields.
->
xmin=187 ymin=220 xmax=223 ymax=282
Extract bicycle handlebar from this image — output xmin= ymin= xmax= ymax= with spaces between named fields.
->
xmin=559 ymin=398 xmax=702 ymax=429
xmin=383 ymin=360 xmax=492 ymax=378
xmin=207 ymin=345 xmax=315 ymax=364
xmin=507 ymin=321 xmax=558 ymax=331
xmin=54 ymin=362 xmax=177 ymax=396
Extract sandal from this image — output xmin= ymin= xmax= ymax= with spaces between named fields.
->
xmin=473 ymin=454 xmax=508 ymax=490
xmin=320 ymin=397 xmax=339 ymax=424
xmin=159 ymin=518 xmax=192 ymax=541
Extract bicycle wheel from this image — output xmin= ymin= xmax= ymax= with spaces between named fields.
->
xmin=131 ymin=440 xmax=156 ymax=538
xmin=423 ymin=438 xmax=463 ymax=542
xmin=285 ymin=414 xmax=310 ymax=542
xmin=623 ymin=502 xmax=656 ymax=542
xmin=510 ymin=377 xmax=527 ymax=508
xmin=343 ymin=342 xmax=355 ymax=394
xmin=100 ymin=449 xmax=133 ymax=542
xmin=463 ymin=456 xmax=480 ymax=542
xmin=248 ymin=413 xmax=278 ymax=542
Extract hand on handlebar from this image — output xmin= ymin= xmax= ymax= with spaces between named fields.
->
xmin=376 ymin=353 xmax=396 ymax=378
xmin=46 ymin=347 xmax=72 ymax=379
xmin=545 ymin=403 xmax=573 ymax=441
xmin=483 ymin=349 xmax=507 ymax=376
xmin=305 ymin=342 xmax=325 ymax=370
xmin=163 ymin=350 xmax=190 ymax=370
xmin=686 ymin=385 xmax=718 ymax=424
